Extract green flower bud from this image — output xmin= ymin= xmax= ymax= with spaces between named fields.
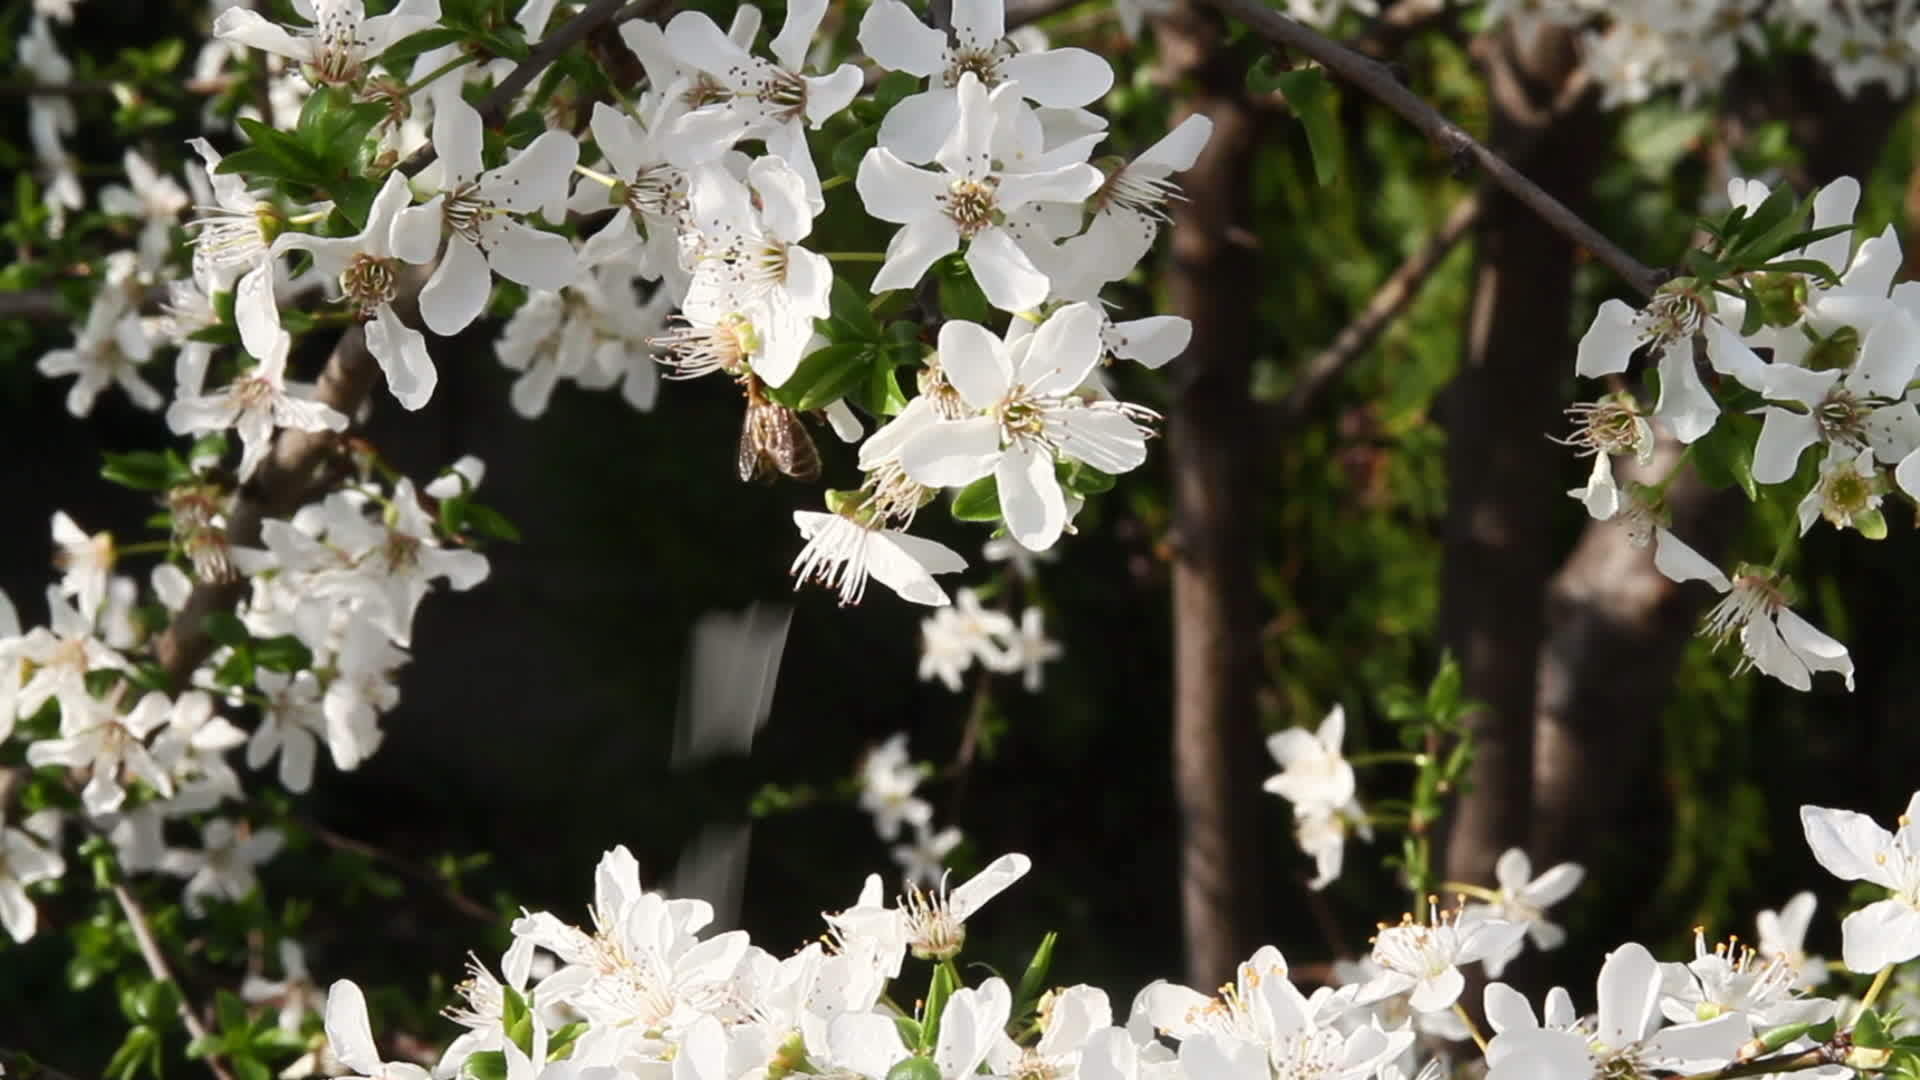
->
xmin=887 ymin=1057 xmax=944 ymax=1080
xmin=1805 ymin=325 xmax=1860 ymax=371
xmin=1749 ymin=271 xmax=1808 ymax=327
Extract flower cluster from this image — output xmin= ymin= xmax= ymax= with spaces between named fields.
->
xmin=856 ymin=733 xmax=966 ymax=887
xmin=1486 ymin=0 xmax=1920 ymax=107
xmin=1563 ymin=174 xmax=1920 ymax=692
xmin=918 ymin=584 xmax=1062 ymax=693
xmin=318 ymin=797 xmax=1915 ymax=1080
xmin=0 ymin=455 xmax=493 ymax=940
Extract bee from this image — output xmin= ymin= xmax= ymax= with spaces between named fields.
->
xmin=737 ymin=375 xmax=820 ymax=484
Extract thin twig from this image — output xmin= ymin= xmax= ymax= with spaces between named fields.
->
xmin=398 ymin=0 xmax=644 ymax=176
xmin=297 ymin=816 xmax=498 ymax=924
xmin=0 ymin=1049 xmax=91 ymax=1080
xmin=1199 ymin=0 xmax=1663 ymax=297
xmin=1272 ymin=67 xmax=1595 ymax=427
xmin=111 ymin=882 xmax=237 ymax=1080
xmin=1277 ymin=194 xmax=1480 ymax=426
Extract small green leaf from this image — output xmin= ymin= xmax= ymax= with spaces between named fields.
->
xmin=1274 ymin=68 xmax=1341 ymax=185
xmin=380 ymin=26 xmax=466 ymax=71
xmin=919 ymin=961 xmax=959 ymax=1053
xmin=253 ymin=635 xmax=314 ymax=673
xmin=1013 ymin=931 xmax=1058 ymax=1018
xmin=101 ymin=450 xmax=177 ymax=491
xmin=463 ymin=503 xmax=523 ymax=543
xmin=937 ymin=257 xmax=992 ymax=325
xmin=466 ymin=1050 xmax=509 ymax=1080
xmin=833 ymin=124 xmax=880 ymax=182
xmin=951 ymin=476 xmax=1001 ymax=522
xmin=892 ymin=1017 xmax=923 ymax=1050
xmin=1855 ymin=508 xmax=1888 ymax=540
xmin=202 ymin=612 xmax=251 ymax=649
xmin=830 ymin=275 xmax=882 ymax=340
xmin=1062 ymin=463 xmax=1116 ymax=495
xmin=1859 ymin=1006 xmax=1891 ymax=1050
xmin=765 ymin=343 xmax=871 ymax=411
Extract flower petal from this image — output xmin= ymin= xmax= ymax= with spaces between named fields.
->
xmin=998 ymin=439 xmax=1067 ymax=551
xmin=858 ymin=0 xmax=946 ymax=78
xmin=998 ymin=48 xmax=1114 ymax=107
xmin=418 ymin=234 xmax=491 ymax=336
xmin=967 ymin=227 xmax=1050 ymax=313
xmin=898 ymin=416 xmax=1002 ymax=488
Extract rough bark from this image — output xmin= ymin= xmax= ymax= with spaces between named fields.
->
xmin=1439 ymin=24 xmax=1599 ymax=889
xmin=1155 ymin=0 xmax=1264 ymax=991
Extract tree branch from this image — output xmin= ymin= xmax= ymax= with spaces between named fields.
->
xmin=297 ymin=815 xmax=498 ymax=924
xmin=0 ymin=1050 xmax=91 ymax=1080
xmin=398 ymin=0 xmax=649 ymax=176
xmin=1197 ymin=0 xmax=1663 ymax=297
xmin=1273 ymin=67 xmax=1593 ymax=428
xmin=112 ymin=882 xmax=236 ymax=1080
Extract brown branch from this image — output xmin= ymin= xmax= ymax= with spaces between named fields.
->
xmin=112 ymin=882 xmax=236 ymax=1080
xmin=0 ymin=1050 xmax=91 ymax=1080
xmin=1273 ymin=67 xmax=1593 ymax=428
xmin=1197 ymin=0 xmax=1663 ymax=297
xmin=297 ymin=816 xmax=498 ymax=924
xmin=398 ymin=0 xmax=643 ymax=176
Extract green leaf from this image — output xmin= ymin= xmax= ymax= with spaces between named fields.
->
xmin=202 ymin=612 xmax=251 ymax=649
xmin=1754 ymin=257 xmax=1842 ymax=285
xmin=1859 ymin=1006 xmax=1891 ymax=1050
xmin=216 ymin=650 xmax=256 ymax=689
xmin=106 ymin=1026 xmax=157 ymax=1080
xmin=1274 ymin=68 xmax=1341 ymax=185
xmin=891 ymin=1017 xmax=923 ymax=1050
xmin=937 ymin=257 xmax=992 ymax=325
xmin=466 ymin=1050 xmax=509 ymax=1080
xmin=329 ymin=177 xmax=381 ymax=233
xmin=951 ymin=476 xmax=1002 ymax=522
xmin=872 ymin=71 xmax=920 ymax=110
xmin=235 ymin=1057 xmax=272 ymax=1080
xmin=1061 ymin=462 xmax=1116 ymax=495
xmin=832 ymin=124 xmax=880 ymax=182
xmin=101 ymin=450 xmax=177 ymax=491
xmin=463 ymin=503 xmax=523 ymax=543
xmin=1013 ymin=931 xmax=1058 ymax=1018
xmin=919 ymin=961 xmax=959 ymax=1053
xmin=856 ymin=359 xmax=909 ymax=418
xmin=253 ymin=635 xmax=314 ymax=673
xmin=765 ymin=343 xmax=871 ymax=411
xmin=1856 ymin=508 xmax=1889 ymax=540
xmin=380 ymin=26 xmax=466 ymax=71
xmin=1725 ymin=183 xmax=1800 ymax=256
xmin=830 ymin=275 xmax=882 ymax=340
xmin=548 ymin=1022 xmax=589 ymax=1061
xmin=1689 ymin=410 xmax=1761 ymax=500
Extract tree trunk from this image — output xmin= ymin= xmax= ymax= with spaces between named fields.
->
xmin=1439 ymin=24 xmax=1600 ymax=889
xmin=1156 ymin=0 xmax=1264 ymax=991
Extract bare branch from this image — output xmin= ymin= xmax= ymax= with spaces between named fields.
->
xmin=297 ymin=816 xmax=498 ymax=924
xmin=1274 ymin=67 xmax=1594 ymax=427
xmin=398 ymin=0 xmax=649 ymax=176
xmin=1198 ymin=0 xmax=1663 ymax=297
xmin=111 ymin=881 xmax=236 ymax=1080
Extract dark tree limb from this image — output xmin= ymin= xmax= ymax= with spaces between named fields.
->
xmin=1156 ymin=0 xmax=1265 ymax=991
xmin=1439 ymin=24 xmax=1602 ymax=899
xmin=1198 ymin=0 xmax=1662 ymax=298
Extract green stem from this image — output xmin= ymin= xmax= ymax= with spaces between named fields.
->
xmin=1438 ymin=881 xmax=1502 ymax=904
xmin=819 ymin=174 xmax=850 ymax=192
xmin=405 ymin=54 xmax=475 ymax=96
xmin=823 ymin=252 xmax=887 ymax=262
xmin=1347 ymin=750 xmax=1426 ymax=767
xmin=1674 ymin=1049 xmax=1837 ymax=1080
xmin=1647 ymin=441 xmax=1696 ymax=499
xmin=1857 ymin=963 xmax=1895 ymax=1019
xmin=1452 ymin=1003 xmax=1488 ymax=1053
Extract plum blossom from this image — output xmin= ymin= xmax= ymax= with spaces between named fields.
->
xmin=790 ymin=508 xmax=968 ymax=607
xmin=1575 ymin=286 xmax=1764 ymax=444
xmin=165 ymin=332 xmax=350 ymax=481
xmin=275 ymin=171 xmax=438 ymax=408
xmin=1658 ymin=546 xmax=1853 ymax=693
xmin=393 ymin=99 xmax=579 ymax=336
xmin=1360 ymin=908 xmax=1527 ymax=1013
xmin=213 ymin=0 xmax=442 ymax=87
xmin=858 ymin=0 xmax=1113 ymax=164
xmin=0 ymin=815 xmax=65 ymax=943
xmin=1801 ymin=792 xmax=1920 ymax=972
xmin=894 ymin=304 xmax=1154 ymax=551
xmin=1757 ymin=892 xmax=1828 ymax=989
xmin=856 ymin=74 xmax=1103 ymax=312
xmin=1466 ymin=848 xmax=1585 ymax=977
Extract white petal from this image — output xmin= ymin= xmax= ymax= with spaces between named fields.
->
xmin=1652 ymin=529 xmax=1728 ymax=590
xmin=1108 ymin=315 xmax=1190 ymax=368
xmin=874 ymin=216 xmax=961 ymax=295
xmin=481 ymin=130 xmax=579 ymax=213
xmin=1652 ymin=340 xmax=1717 ymax=443
xmin=855 ymin=147 xmax=948 ymax=224
xmin=947 ymin=853 xmax=1030 ymax=921
xmin=1483 ymin=983 xmax=1538 ymax=1034
xmin=433 ymin=99 xmax=486 ymax=185
xmin=967 ymin=227 xmax=1050 ymax=313
xmin=858 ymin=0 xmax=947 ymax=78
xmin=1050 ymin=406 xmax=1147 ymax=474
xmin=366 ymin=303 xmax=439 ymax=409
xmin=1595 ymin=942 xmax=1659 ymax=1051
xmin=899 ymin=416 xmax=1003 ymax=488
xmin=418 ymin=235 xmax=492 ymax=336
xmin=1750 ymin=407 xmax=1821 ymax=485
xmin=937 ymin=319 xmax=1012 ymax=409
xmin=877 ymin=89 xmax=960 ymax=166
xmin=1804 ymin=175 xmax=1860 ymax=274
xmin=1020 ymin=301 xmax=1103 ymax=394
xmin=998 ymin=440 xmax=1067 ymax=551
xmin=390 ymin=196 xmax=446 ymax=265
xmin=479 ymin=217 xmax=576 ymax=289
xmin=235 ymin=261 xmax=287 ymax=366
xmin=324 ymin=980 xmax=383 ymax=1076
xmin=998 ymin=49 xmax=1114 ymax=107
xmin=212 ymin=8 xmax=312 ymax=62
xmin=1575 ymin=299 xmax=1640 ymax=377
xmin=1841 ymin=900 xmax=1920 ymax=972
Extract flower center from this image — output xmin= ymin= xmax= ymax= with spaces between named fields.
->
xmin=944 ymin=42 xmax=1012 ymax=87
xmin=942 ymin=178 xmax=1000 ymax=238
xmin=653 ymin=314 xmax=758 ymax=379
xmin=1558 ymin=395 xmax=1650 ymax=459
xmin=1815 ymin=386 xmax=1870 ymax=448
xmin=1633 ymin=286 xmax=1706 ymax=350
xmin=444 ymin=183 xmax=490 ymax=245
xmin=341 ymin=253 xmax=401 ymax=315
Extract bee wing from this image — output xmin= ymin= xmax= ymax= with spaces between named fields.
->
xmin=737 ymin=407 xmax=774 ymax=483
xmin=769 ymin=408 xmax=821 ymax=482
